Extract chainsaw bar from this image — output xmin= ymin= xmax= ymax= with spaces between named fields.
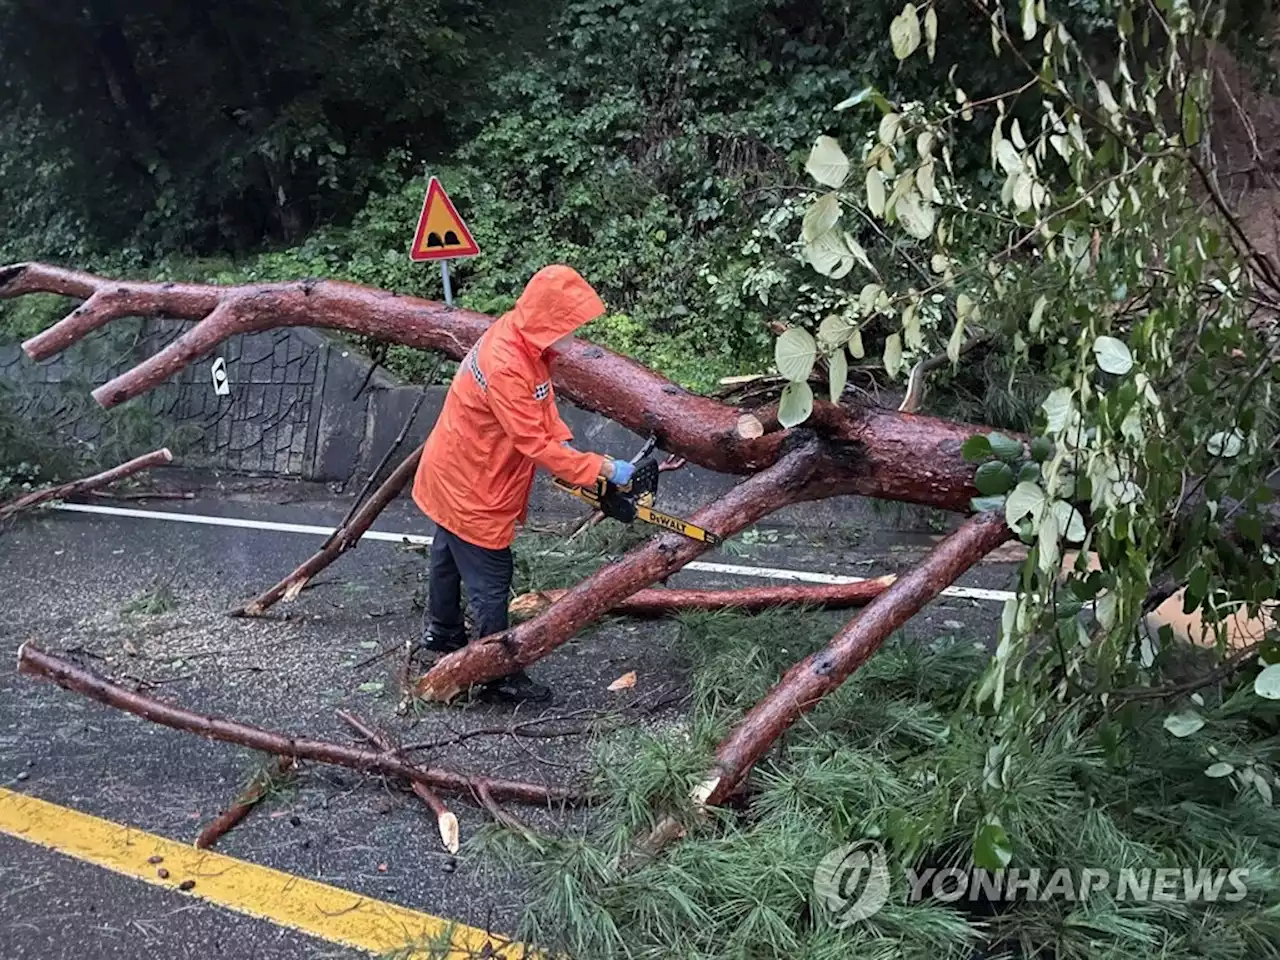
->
xmin=552 ymin=477 xmax=721 ymax=545
xmin=634 ymin=504 xmax=722 ymax=545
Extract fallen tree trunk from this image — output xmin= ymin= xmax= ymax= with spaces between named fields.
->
xmin=194 ymin=755 xmax=296 ymax=849
xmin=337 ymin=710 xmax=459 ymax=854
xmin=0 ymin=262 xmax=985 ymax=511
xmin=508 ymin=576 xmax=897 ymax=620
xmin=17 ymin=643 xmax=584 ymax=807
xmin=0 ymin=448 xmax=172 ymax=519
xmin=694 ymin=511 xmax=1011 ymax=807
xmin=417 ymin=439 xmax=858 ymax=701
xmin=229 ymin=444 xmax=424 ymax=617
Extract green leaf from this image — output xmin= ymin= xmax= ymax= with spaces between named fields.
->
xmin=866 ymin=169 xmax=886 ymax=217
xmin=973 ymin=821 xmax=1013 ymax=870
xmin=778 ymin=381 xmax=814 ymax=427
xmin=878 ymin=112 xmax=903 ymax=146
xmin=1093 ymin=335 xmax=1134 ymax=375
xmin=802 ymin=193 xmax=841 ymax=242
xmin=1163 ymin=711 xmax=1205 ymax=738
xmin=987 ymin=432 xmax=1023 ymax=461
xmin=843 ymin=233 xmax=874 ymax=273
xmin=1028 ymin=295 xmax=1047 ymax=334
xmin=1042 ymin=387 xmax=1073 ymax=433
xmin=806 ymin=136 xmax=850 ymax=188
xmin=1020 ymin=0 xmax=1037 ymax=40
xmin=356 ymin=681 xmax=384 ymax=695
xmin=775 ymin=328 xmax=817 ymax=382
xmin=962 ymin=435 xmax=993 ymax=462
xmin=1030 ymin=436 xmax=1054 ymax=462
xmin=975 ymin=461 xmax=1015 ymax=495
xmin=896 ymin=192 xmax=935 ymax=239
xmin=805 ymin=231 xmax=855 ymax=279
xmin=883 ymin=333 xmax=903 ymax=378
xmin=1005 ymin=481 xmax=1046 ymax=527
xmin=1207 ymin=429 xmax=1244 ymax=459
xmin=890 ymin=3 xmax=922 ymax=60
xmin=1256 ymin=776 xmax=1273 ymax=805
xmin=818 ymin=314 xmax=853 ymax=349
xmin=947 ymin=310 xmax=965 ymax=365
xmin=1205 ymin=762 xmax=1235 ymax=778
xmin=828 ymin=348 xmax=848 ymax=404
xmin=834 ymin=88 xmax=876 ymax=112
xmin=1051 ymin=500 xmax=1086 ymax=543
xmin=1018 ymin=462 xmax=1041 ymax=483
xmin=970 ymin=495 xmax=1007 ymax=513
xmin=848 ymin=327 xmax=865 ymax=359
xmin=924 ymin=5 xmax=937 ymax=61
xmin=996 ymin=140 xmax=1022 ymax=175
xmin=1255 ymin=663 xmax=1280 ymax=700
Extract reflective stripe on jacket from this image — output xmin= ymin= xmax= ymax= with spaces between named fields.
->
xmin=411 ymin=265 xmax=607 ymax=549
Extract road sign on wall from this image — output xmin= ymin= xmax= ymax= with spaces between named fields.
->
xmin=409 ymin=177 xmax=480 ymax=262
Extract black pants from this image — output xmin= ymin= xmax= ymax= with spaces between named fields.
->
xmin=425 ymin=525 xmax=513 ymax=646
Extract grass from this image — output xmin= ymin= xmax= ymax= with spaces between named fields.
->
xmin=446 ymin=535 xmax=1280 ymax=960
xmin=121 ymin=580 xmax=179 ymax=617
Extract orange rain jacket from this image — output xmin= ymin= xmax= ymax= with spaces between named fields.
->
xmin=412 ymin=265 xmax=609 ymax=549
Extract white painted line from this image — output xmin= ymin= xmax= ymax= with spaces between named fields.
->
xmin=52 ymin=503 xmax=431 ymax=545
xmin=683 ymin=559 xmax=1016 ymax=602
xmin=51 ymin=502 xmax=1015 ymax=602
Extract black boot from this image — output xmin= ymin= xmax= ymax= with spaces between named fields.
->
xmin=481 ymin=669 xmax=552 ymax=704
xmin=421 ymin=631 xmax=467 ymax=655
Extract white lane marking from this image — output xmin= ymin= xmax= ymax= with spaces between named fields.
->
xmin=683 ymin=559 xmax=1015 ymax=602
xmin=52 ymin=503 xmax=430 ymax=545
xmin=51 ymin=502 xmax=1015 ymax=602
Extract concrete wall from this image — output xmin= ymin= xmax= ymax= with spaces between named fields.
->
xmin=3 ymin=319 xmax=383 ymax=481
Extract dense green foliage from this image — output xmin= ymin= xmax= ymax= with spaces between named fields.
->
xmin=471 ymin=598 xmax=1280 ymax=959
xmin=1 ymin=0 xmax=1085 ymax=391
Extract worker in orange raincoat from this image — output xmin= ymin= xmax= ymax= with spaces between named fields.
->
xmin=411 ymin=265 xmax=635 ymax=702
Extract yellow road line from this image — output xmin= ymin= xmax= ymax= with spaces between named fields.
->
xmin=0 ymin=788 xmax=534 ymax=959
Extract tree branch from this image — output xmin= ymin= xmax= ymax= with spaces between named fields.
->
xmin=1 ymin=262 xmax=987 ymax=511
xmin=0 ymin=448 xmax=173 ymax=520
xmin=17 ymin=643 xmax=585 ymax=807
xmin=693 ymin=511 xmax=1011 ymax=807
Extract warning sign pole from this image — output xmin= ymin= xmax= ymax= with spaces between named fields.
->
xmin=441 ymin=260 xmax=453 ymax=306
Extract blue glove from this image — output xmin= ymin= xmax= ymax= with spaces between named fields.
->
xmin=609 ymin=459 xmax=636 ymax=487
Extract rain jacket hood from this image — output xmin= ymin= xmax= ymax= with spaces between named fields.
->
xmin=509 ymin=264 xmax=607 ymax=352
xmin=411 ymin=266 xmax=609 ymax=550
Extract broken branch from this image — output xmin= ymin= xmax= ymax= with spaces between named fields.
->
xmin=508 ymin=576 xmax=896 ymax=621
xmin=0 ymin=448 xmax=173 ymax=520
xmin=695 ymin=511 xmax=1011 ymax=807
xmin=17 ymin=643 xmax=585 ymax=807
xmin=337 ymin=710 xmax=459 ymax=854
xmin=228 ymin=444 xmax=423 ymax=616
xmin=194 ymin=755 xmax=296 ymax=849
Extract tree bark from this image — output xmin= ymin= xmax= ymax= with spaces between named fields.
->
xmin=17 ymin=643 xmax=583 ymax=807
xmin=194 ymin=755 xmax=295 ymax=849
xmin=416 ymin=439 xmax=856 ymax=701
xmin=693 ymin=511 xmax=1011 ymax=807
xmin=0 ymin=448 xmax=172 ymax=520
xmin=0 ymin=262 xmax=984 ymax=511
xmin=229 ymin=444 xmax=423 ymax=617
xmin=337 ymin=711 xmax=459 ymax=854
xmin=508 ymin=576 xmax=896 ymax=620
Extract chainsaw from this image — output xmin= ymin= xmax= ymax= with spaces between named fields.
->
xmin=553 ymin=437 xmax=722 ymax=545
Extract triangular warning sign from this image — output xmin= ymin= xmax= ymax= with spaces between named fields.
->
xmin=410 ymin=177 xmax=480 ymax=261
